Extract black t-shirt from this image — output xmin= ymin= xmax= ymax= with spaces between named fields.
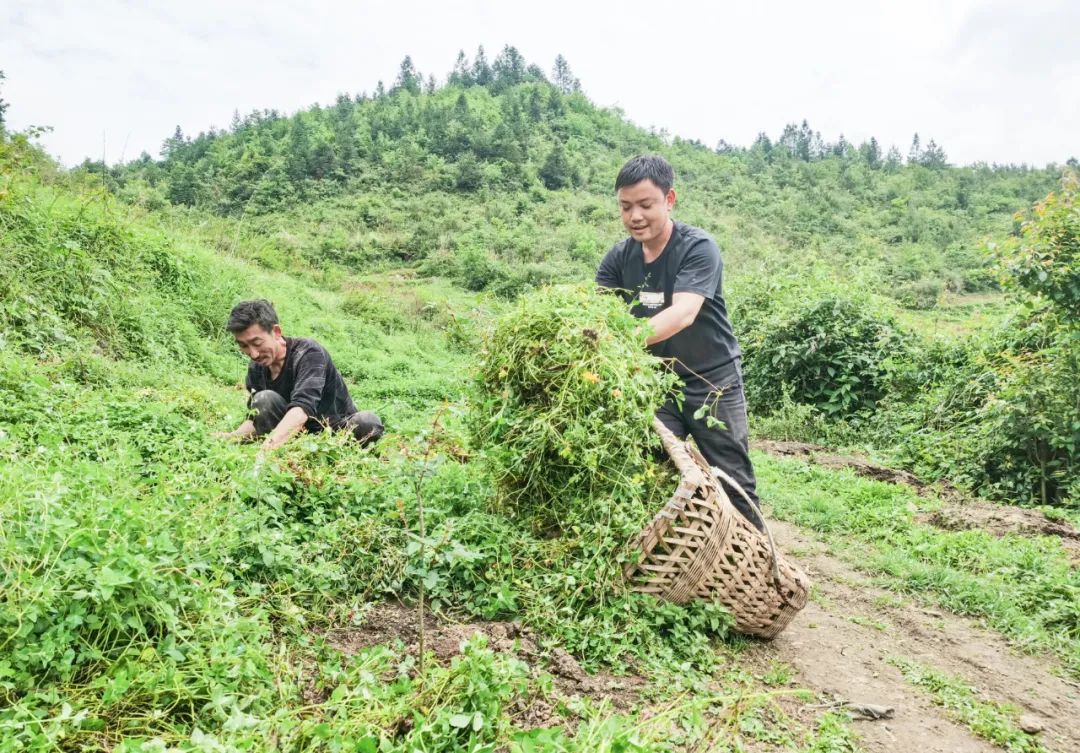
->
xmin=596 ymin=221 xmax=741 ymax=377
xmin=245 ymin=337 xmax=357 ymax=432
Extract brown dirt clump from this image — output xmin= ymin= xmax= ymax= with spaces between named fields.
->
xmin=321 ymin=602 xmax=645 ymax=713
xmin=753 ymin=440 xmax=931 ymax=490
xmin=925 ymin=503 xmax=1080 ymax=540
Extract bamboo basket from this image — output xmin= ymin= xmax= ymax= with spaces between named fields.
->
xmin=626 ymin=418 xmax=810 ymax=638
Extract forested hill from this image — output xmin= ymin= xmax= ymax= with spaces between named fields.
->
xmin=93 ymin=46 xmax=1065 ymax=306
xmin=56 ymin=47 xmax=1077 ymax=507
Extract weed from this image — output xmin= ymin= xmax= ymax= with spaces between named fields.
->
xmin=890 ymin=657 xmax=1048 ymax=753
xmin=848 ymin=615 xmax=888 ymax=632
xmin=761 ymin=661 xmax=796 ymax=687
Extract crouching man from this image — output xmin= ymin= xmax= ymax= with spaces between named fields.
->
xmin=215 ymin=299 xmax=384 ymax=451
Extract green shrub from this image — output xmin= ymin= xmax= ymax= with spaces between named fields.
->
xmin=998 ymin=173 xmax=1080 ymax=320
xmin=893 ymin=278 xmax=943 ymax=310
xmin=889 ymin=317 xmax=1078 ymax=507
xmin=882 ymin=177 xmax=1080 ymax=507
xmin=742 ymin=296 xmax=910 ymax=419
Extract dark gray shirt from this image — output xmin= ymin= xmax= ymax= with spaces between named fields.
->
xmin=245 ymin=337 xmax=357 ymax=432
xmin=596 ymin=221 xmax=741 ymax=377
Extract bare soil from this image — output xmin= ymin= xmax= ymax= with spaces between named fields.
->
xmin=759 ymin=519 xmax=1080 ymax=753
xmin=922 ymin=504 xmax=1080 ymax=561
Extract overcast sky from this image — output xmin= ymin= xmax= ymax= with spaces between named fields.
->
xmin=3 ymin=0 xmax=1077 ymax=167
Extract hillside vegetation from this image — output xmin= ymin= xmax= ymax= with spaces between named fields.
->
xmin=85 ymin=47 xmax=1076 ymax=507
xmin=1 ymin=51 xmax=1077 ymax=751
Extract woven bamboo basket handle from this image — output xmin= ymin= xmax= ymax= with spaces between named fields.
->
xmin=651 ymin=416 xmax=705 ymax=486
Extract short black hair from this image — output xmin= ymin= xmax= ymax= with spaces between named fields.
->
xmin=614 ymin=155 xmax=675 ymax=194
xmin=226 ymin=299 xmax=279 ymax=334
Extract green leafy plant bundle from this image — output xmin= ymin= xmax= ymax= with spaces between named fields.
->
xmin=470 ymin=284 xmax=677 ymax=529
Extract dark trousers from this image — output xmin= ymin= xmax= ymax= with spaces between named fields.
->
xmin=656 ymin=358 xmax=763 ymax=531
xmin=251 ymin=390 xmax=384 ymax=446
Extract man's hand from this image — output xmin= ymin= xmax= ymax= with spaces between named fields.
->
xmin=213 ymin=420 xmax=256 ymax=441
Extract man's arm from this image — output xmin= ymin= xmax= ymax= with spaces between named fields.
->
xmin=214 ymin=365 xmax=262 ymax=441
xmin=647 ymin=236 xmax=721 ymax=345
xmin=260 ymin=406 xmax=309 ymax=450
xmin=646 ymin=292 xmax=705 ymax=345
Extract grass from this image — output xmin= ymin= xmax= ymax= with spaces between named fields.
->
xmin=847 ymin=615 xmax=887 ymax=632
xmin=897 ymin=292 xmax=1011 ymax=337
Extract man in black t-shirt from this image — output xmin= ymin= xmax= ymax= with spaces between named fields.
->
xmin=214 ymin=299 xmax=383 ymax=450
xmin=596 ymin=155 xmax=762 ymax=530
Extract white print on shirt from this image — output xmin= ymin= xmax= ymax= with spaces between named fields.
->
xmin=639 ymin=290 xmax=664 ymax=310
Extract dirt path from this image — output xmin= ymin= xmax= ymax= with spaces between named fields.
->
xmin=755 ymin=519 xmax=1080 ymax=753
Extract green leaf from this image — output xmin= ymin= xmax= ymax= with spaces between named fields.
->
xmin=448 ymin=712 xmax=472 ymax=729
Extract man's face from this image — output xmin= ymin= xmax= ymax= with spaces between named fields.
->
xmin=233 ymin=323 xmax=283 ymax=367
xmin=617 ymin=179 xmax=676 ymax=245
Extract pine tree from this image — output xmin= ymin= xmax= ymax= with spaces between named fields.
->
xmin=161 ymin=126 xmax=188 ymax=160
xmin=393 ymin=56 xmax=421 ymax=95
xmin=493 ymin=46 xmax=526 ymax=91
xmin=308 ymin=132 xmax=336 ymax=179
xmin=472 ymin=46 xmax=493 ymax=86
xmin=919 ymin=139 xmax=948 ymax=169
xmin=885 ymin=146 xmax=903 ymax=172
xmin=454 ymin=152 xmax=483 ymax=192
xmin=449 ymin=50 xmax=473 ymax=86
xmin=524 ymin=64 xmax=547 ymax=83
xmin=490 ymin=121 xmax=523 ymax=163
xmin=167 ymin=163 xmax=198 ymax=206
xmin=286 ymin=116 xmax=312 ymax=182
xmin=861 ymin=137 xmax=881 ymax=169
xmin=778 ymin=123 xmax=799 ymax=156
xmin=908 ymin=133 xmax=922 ymax=164
xmin=539 ymin=141 xmax=572 ymax=189
xmin=527 ymin=89 xmax=544 ymax=122
xmin=453 ymin=91 xmax=470 ymax=119
xmin=715 ymin=139 xmax=736 ymax=155
xmin=552 ymin=54 xmax=581 ymax=94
